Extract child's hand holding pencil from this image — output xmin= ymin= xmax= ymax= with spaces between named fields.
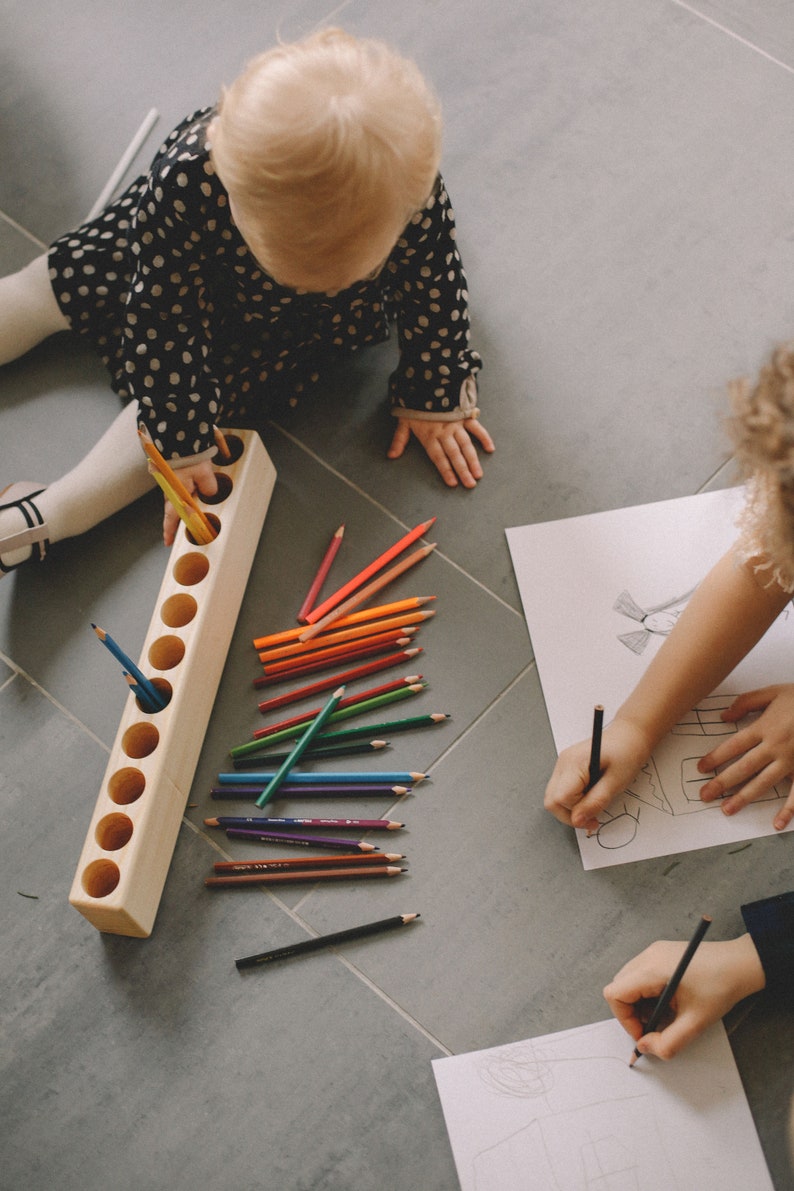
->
xmin=139 ymin=430 xmax=219 ymax=546
xmin=544 ymin=715 xmax=652 ymax=834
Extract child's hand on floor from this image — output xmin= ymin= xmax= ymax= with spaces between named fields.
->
xmin=162 ymin=460 xmax=218 ymax=546
xmin=388 ymin=415 xmax=494 ymax=488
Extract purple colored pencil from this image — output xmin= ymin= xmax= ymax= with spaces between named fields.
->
xmin=206 ymin=816 xmax=404 ymax=830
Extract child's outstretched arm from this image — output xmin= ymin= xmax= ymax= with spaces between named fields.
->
xmin=387 ymin=413 xmax=494 ymax=488
xmin=544 ymin=548 xmax=791 ymax=832
xmin=603 ymin=935 xmax=766 ymax=1060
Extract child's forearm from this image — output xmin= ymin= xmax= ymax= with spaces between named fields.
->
xmin=614 ymin=548 xmax=790 ymax=751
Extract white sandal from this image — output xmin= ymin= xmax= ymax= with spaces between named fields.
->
xmin=0 ymin=482 xmax=49 ymax=575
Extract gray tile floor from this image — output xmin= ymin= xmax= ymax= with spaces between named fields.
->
xmin=1 ymin=2 xmax=792 ymax=1188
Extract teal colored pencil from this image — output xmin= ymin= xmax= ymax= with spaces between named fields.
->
xmin=231 ymin=684 xmax=427 ymax=759
xmin=220 ymin=769 xmax=427 ymax=786
xmin=255 ymin=686 xmax=346 ymax=809
xmin=92 ymin=623 xmax=166 ymax=710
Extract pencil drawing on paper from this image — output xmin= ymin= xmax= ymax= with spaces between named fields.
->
xmin=467 ymin=1036 xmax=680 ymax=1189
xmin=613 ymin=587 xmax=696 ymax=654
xmin=592 ymin=693 xmax=785 ymax=851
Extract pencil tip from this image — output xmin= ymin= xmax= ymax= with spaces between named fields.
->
xmin=204 ymin=818 xmax=219 ymax=826
xmin=629 ymin=1052 xmax=640 ymax=1068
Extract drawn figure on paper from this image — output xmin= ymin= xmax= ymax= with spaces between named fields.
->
xmin=591 ymin=695 xmax=785 ymax=849
xmin=471 ymin=1044 xmax=677 ymax=1189
xmin=613 ymin=588 xmax=696 ymax=655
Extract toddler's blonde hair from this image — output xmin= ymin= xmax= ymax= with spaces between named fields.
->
xmin=731 ymin=344 xmax=794 ymax=590
xmin=210 ymin=27 xmax=442 ymax=291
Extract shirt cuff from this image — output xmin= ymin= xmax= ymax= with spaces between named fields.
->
xmin=391 ymin=375 xmax=480 ymax=422
xmin=741 ymin=892 xmax=794 ymax=997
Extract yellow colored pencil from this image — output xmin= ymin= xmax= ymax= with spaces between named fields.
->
xmin=138 ymin=430 xmax=216 ymax=542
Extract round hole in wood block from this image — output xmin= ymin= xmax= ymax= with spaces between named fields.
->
xmin=108 ymin=767 xmax=146 ymax=805
xmin=215 ymin=433 xmax=244 ymax=465
xmin=160 ymin=592 xmax=197 ymax=628
xmin=122 ymin=721 xmax=160 ymax=759
xmin=200 ymin=473 xmax=233 ymax=505
xmin=172 ymin=552 xmax=209 ymax=586
xmin=148 ymin=635 xmax=185 ymax=671
xmin=82 ymin=858 xmax=121 ymax=899
xmin=95 ymin=812 xmax=134 ymax=851
xmin=186 ymin=513 xmax=221 ymax=546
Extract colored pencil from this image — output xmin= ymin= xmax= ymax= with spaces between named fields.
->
xmin=629 ymin=915 xmax=712 ymax=1067
xmin=259 ymin=630 xmax=417 ymax=676
xmin=254 ymin=675 xmax=422 ymax=735
xmin=254 ymin=599 xmax=435 ymax=651
xmin=211 ymin=831 xmax=379 ymax=850
xmin=235 ymin=912 xmax=420 ymax=970
xmin=254 ymin=686 xmax=346 ymax=809
xmin=256 ymin=651 xmax=423 ymax=713
xmin=299 ymin=544 xmax=437 ymax=641
xmin=586 ymin=704 xmax=605 ymax=791
xmin=92 ymin=624 xmax=166 ymax=710
xmin=233 ymin=684 xmax=426 ymax=757
xmin=296 ymin=524 xmax=345 ymax=623
xmin=205 ymin=865 xmax=405 ymax=888
xmin=242 ymin=713 xmax=450 ymax=751
xmin=122 ymin=671 xmax=163 ymax=714
xmin=257 ymin=613 xmax=432 ymax=664
xmin=138 ymin=429 xmax=216 ymax=543
xmin=213 ymin=853 xmax=403 ymax=872
xmin=254 ymin=640 xmax=419 ymax=687
xmin=233 ymin=740 xmax=389 ymax=769
xmin=205 ymin=816 xmax=404 ymax=830
xmin=211 ymin=783 xmax=412 ymax=799
xmin=219 ymin=770 xmax=426 ymax=785
xmin=304 ymin=517 xmax=436 ymax=625
xmin=213 ymin=424 xmax=232 ymax=460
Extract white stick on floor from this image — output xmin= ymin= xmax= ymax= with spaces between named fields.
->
xmin=86 ymin=107 xmax=159 ymax=220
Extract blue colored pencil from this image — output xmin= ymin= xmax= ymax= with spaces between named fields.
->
xmin=92 ymin=623 xmax=166 ymax=710
xmin=218 ymin=770 xmax=426 ymax=786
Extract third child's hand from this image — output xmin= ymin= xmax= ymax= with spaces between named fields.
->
xmin=387 ymin=416 xmax=495 ymax=488
xmin=697 ymin=684 xmax=794 ymax=831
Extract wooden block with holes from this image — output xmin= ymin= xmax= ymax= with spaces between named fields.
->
xmin=69 ymin=429 xmax=276 ymax=937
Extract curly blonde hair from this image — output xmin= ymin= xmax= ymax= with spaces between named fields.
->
xmin=209 ymin=28 xmax=442 ymax=292
xmin=730 ymin=343 xmax=794 ymax=591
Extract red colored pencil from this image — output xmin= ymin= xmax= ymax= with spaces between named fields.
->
xmin=255 ymin=675 xmax=422 ymax=734
xmin=296 ymin=524 xmax=345 ymax=623
xmin=299 ymin=545 xmax=437 ymax=642
xmin=258 ymin=612 xmax=432 ymax=664
xmin=254 ymin=597 xmax=435 ymax=651
xmin=259 ymin=630 xmax=417 ymax=676
xmin=205 ymin=865 xmax=405 ymax=887
xmin=256 ymin=649 xmax=423 ymax=713
xmin=303 ymin=517 xmax=436 ymax=625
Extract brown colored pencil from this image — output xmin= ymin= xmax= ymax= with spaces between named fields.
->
xmin=259 ymin=630 xmax=417 ymax=676
xmin=205 ymin=865 xmax=405 ymax=887
xmin=256 ymin=649 xmax=423 ymax=713
xmin=213 ymin=853 xmax=404 ymax=873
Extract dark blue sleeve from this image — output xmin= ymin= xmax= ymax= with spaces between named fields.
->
xmin=741 ymin=892 xmax=794 ymax=998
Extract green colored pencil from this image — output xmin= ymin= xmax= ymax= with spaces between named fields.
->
xmin=255 ymin=686 xmax=346 ymax=809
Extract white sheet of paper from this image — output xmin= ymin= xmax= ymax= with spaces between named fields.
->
xmin=433 ymin=1017 xmax=773 ymax=1191
xmin=506 ymin=488 xmax=794 ymax=868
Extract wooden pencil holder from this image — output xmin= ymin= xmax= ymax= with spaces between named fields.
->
xmin=69 ymin=429 xmax=276 ymax=937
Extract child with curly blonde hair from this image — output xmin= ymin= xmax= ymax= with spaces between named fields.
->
xmin=545 ymin=343 xmax=794 ymax=835
xmin=0 ymin=28 xmax=493 ymax=573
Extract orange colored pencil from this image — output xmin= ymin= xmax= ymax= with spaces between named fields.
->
xmin=299 ymin=544 xmax=437 ymax=641
xmin=257 ymin=613 xmax=432 ymax=664
xmin=138 ymin=430 xmax=216 ymax=541
xmin=253 ymin=596 xmax=436 ymax=651
xmin=303 ymin=517 xmax=436 ymax=625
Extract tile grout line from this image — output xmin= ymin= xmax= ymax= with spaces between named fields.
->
xmin=0 ymin=650 xmax=111 ymax=754
xmin=269 ymin=420 xmax=523 ymax=618
xmin=671 ymin=0 xmax=794 ymax=77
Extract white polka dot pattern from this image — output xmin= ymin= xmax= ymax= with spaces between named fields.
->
xmin=49 ymin=109 xmax=482 ymax=461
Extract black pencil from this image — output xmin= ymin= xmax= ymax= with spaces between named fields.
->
xmin=586 ymin=704 xmax=604 ymax=791
xmin=630 ymin=914 xmax=712 ymax=1066
xmin=235 ymin=912 xmax=421 ymax=970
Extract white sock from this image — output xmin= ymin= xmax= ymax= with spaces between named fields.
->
xmin=0 ymin=253 xmax=70 ymax=365
xmin=1 ymin=400 xmax=155 ymax=568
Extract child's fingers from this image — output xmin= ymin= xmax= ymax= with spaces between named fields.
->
xmin=386 ymin=421 xmax=410 ymax=459
xmin=719 ymin=762 xmax=790 ymax=816
xmin=465 ymin=418 xmax=495 ymax=452
xmin=634 ymin=1009 xmax=706 ymax=1061
xmin=697 ymin=725 xmax=759 ymax=776
xmin=721 ymin=686 xmax=779 ymax=721
xmin=773 ymin=785 xmax=794 ymax=831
